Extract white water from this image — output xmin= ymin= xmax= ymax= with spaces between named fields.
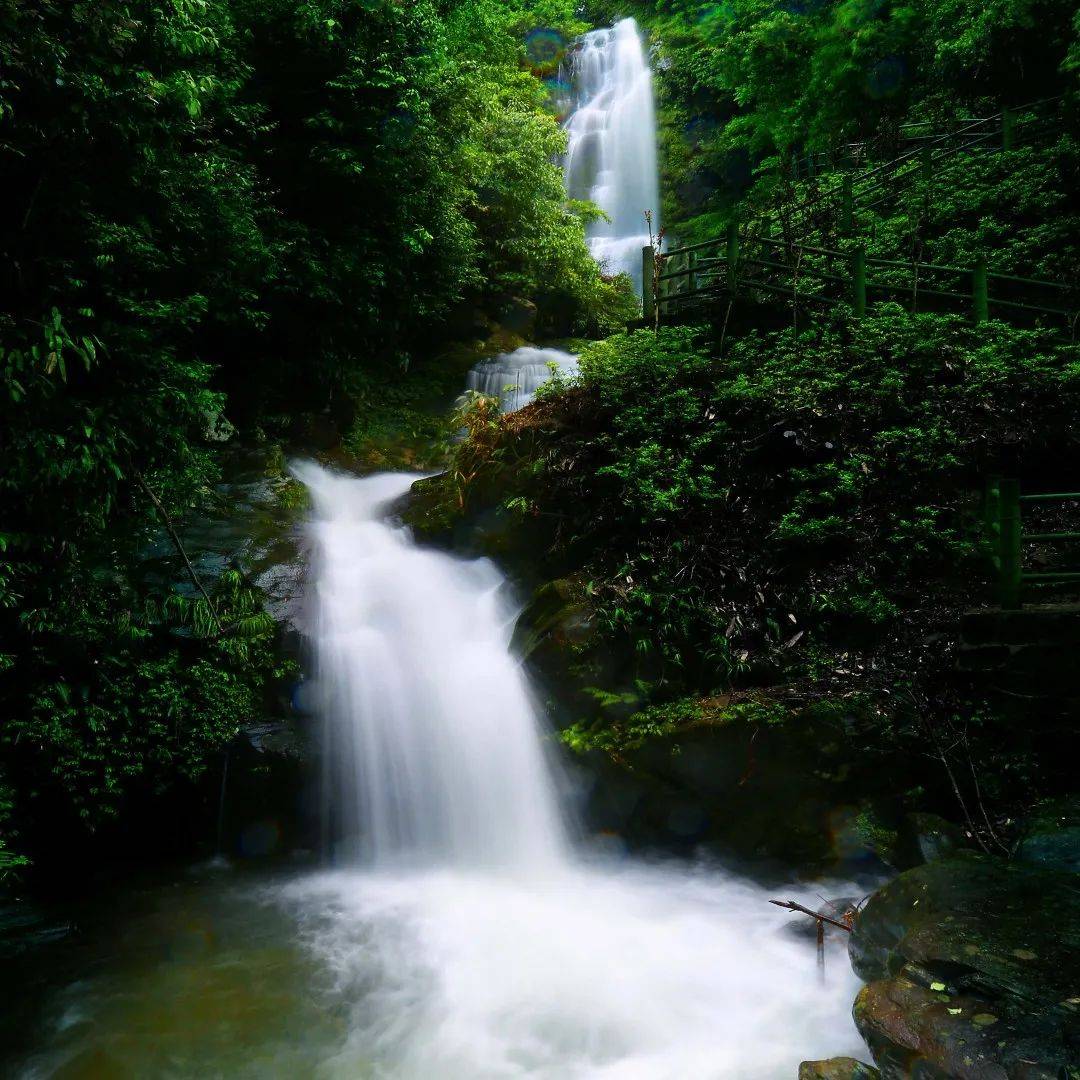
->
xmin=464 ymin=346 xmax=579 ymax=413
xmin=564 ymin=19 xmax=660 ymax=288
xmin=298 ymin=467 xmax=565 ymax=868
xmin=288 ymin=464 xmax=863 ymax=1077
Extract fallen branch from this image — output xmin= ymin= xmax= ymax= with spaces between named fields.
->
xmin=768 ymin=899 xmax=853 ymax=932
xmin=134 ymin=469 xmax=224 ymax=635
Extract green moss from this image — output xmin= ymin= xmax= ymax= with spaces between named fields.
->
xmin=560 ymin=694 xmax=796 ymax=756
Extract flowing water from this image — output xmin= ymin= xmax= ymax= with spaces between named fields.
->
xmin=4 ymin=20 xmax=868 ymax=1075
xmin=10 ymin=466 xmax=862 ymax=1077
xmin=462 ymin=19 xmax=659 ymax=409
xmin=563 ymin=18 xmax=661 ymax=288
xmin=464 ymin=347 xmax=579 ymax=414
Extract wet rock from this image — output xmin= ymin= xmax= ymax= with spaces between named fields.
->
xmin=849 ymin=852 xmax=1080 ymax=1077
xmin=496 ymin=297 xmax=538 ymax=338
xmin=512 ymin=577 xmax=597 ymax=668
xmin=798 ymin=1057 xmax=880 ymax=1080
xmin=0 ymin=903 xmax=74 ymax=959
xmin=1016 ymin=796 xmax=1080 ymax=875
xmin=574 ymin=709 xmax=905 ymax=874
xmin=853 ymin=970 xmax=1068 ymax=1080
xmin=908 ymin=812 xmax=967 ymax=864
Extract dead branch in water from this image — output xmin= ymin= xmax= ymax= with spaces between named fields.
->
xmin=770 ymin=898 xmax=855 ymax=982
xmin=768 ymin=899 xmax=853 ymax=932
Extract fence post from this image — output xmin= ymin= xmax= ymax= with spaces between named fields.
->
xmin=1001 ymin=108 xmax=1016 ymax=151
xmin=851 ymin=246 xmax=866 ymax=317
xmin=641 ymin=246 xmax=655 ymax=323
xmin=726 ymin=222 xmax=740 ymax=291
xmin=983 ymin=475 xmax=1001 ymax=546
xmin=840 ymin=174 xmax=853 ymax=234
xmin=997 ymin=477 xmax=1022 ymax=610
xmin=984 ymin=474 xmax=1002 ymax=597
xmin=973 ymin=257 xmax=989 ymax=324
xmin=687 ymin=250 xmax=697 ymax=296
xmin=921 ymin=144 xmax=933 ymax=184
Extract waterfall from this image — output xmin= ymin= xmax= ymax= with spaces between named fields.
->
xmin=286 ymin=463 xmax=861 ymax=1075
xmin=464 ymin=346 xmax=578 ymax=413
xmin=297 ymin=465 xmax=566 ymax=868
xmin=564 ymin=18 xmax=660 ymax=289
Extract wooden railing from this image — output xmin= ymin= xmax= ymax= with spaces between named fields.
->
xmin=985 ymin=477 xmax=1080 ymax=609
xmin=792 ymin=96 xmax=1062 ymax=180
xmin=642 ymin=225 xmax=1076 ymax=330
xmin=776 ymin=97 xmax=1064 ymax=237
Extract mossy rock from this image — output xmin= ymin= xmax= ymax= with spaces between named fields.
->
xmin=399 ymin=473 xmax=463 ymax=545
xmin=511 ymin=576 xmax=597 ymax=664
xmin=850 ymin=852 xmax=1080 ymax=1078
xmin=569 ymin=698 xmax=914 ymax=874
xmin=854 ymin=969 xmax=1073 ymax=1080
xmin=798 ymin=1057 xmax=880 ymax=1080
xmin=1016 ymin=795 xmax=1080 ymax=875
xmin=907 ymin=812 xmax=968 ymax=864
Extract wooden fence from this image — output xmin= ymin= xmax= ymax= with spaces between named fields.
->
xmin=643 ymin=225 xmax=1076 ymax=331
xmin=792 ymin=96 xmax=1063 ymax=183
xmin=770 ymin=96 xmax=1065 ymax=242
xmin=985 ymin=477 xmax=1080 ymax=609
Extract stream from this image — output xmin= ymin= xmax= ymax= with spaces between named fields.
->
xmin=6 ymin=469 xmax=861 ymax=1078
xmin=3 ymin=20 xmax=865 ymax=1077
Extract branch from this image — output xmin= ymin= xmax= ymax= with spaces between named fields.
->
xmin=134 ymin=470 xmax=224 ymax=635
xmin=769 ymin=899 xmax=852 ymax=932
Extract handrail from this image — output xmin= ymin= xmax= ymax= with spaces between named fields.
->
xmin=649 ymin=224 xmax=1075 ymax=328
xmin=985 ymin=477 xmax=1080 ymax=608
xmin=782 ymin=94 xmax=1064 ymax=230
xmin=794 ymin=94 xmax=1065 ymax=180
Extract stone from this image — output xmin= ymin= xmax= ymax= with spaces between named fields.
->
xmin=496 ymin=297 xmax=538 ymax=337
xmin=798 ymin=1056 xmax=880 ymax=1079
xmin=907 ymin=812 xmax=967 ymax=864
xmin=849 ymin=852 xmax=1080 ymax=1077
xmin=1016 ymin=796 xmax=1080 ymax=875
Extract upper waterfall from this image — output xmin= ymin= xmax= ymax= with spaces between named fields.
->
xmin=464 ymin=346 xmax=578 ymax=413
xmin=563 ymin=18 xmax=660 ymax=290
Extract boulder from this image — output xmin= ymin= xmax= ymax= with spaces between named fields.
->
xmin=849 ymin=852 xmax=1080 ymax=1077
xmin=1016 ymin=796 xmax=1080 ymax=875
xmin=907 ymin=812 xmax=967 ymax=864
xmin=496 ymin=297 xmax=538 ymax=338
xmin=854 ymin=971 xmax=1066 ymax=1080
xmin=798 ymin=1058 xmax=880 ymax=1080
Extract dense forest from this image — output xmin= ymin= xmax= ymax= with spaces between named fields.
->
xmin=2 ymin=0 xmax=1080 ymax=1076
xmin=0 ymin=0 xmax=629 ymax=875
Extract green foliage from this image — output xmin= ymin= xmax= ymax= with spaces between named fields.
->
xmin=0 ymin=0 xmax=613 ymax=869
xmin=560 ymin=694 xmax=793 ymax=754
xmin=461 ymin=311 xmax=1080 ymax=705
xmin=626 ymin=0 xmax=1080 ymax=239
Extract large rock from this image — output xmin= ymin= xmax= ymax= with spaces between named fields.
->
xmin=1016 ymin=796 xmax=1080 ymax=875
xmin=907 ymin=812 xmax=967 ymax=864
xmin=799 ymin=1058 xmax=880 ymax=1080
xmin=849 ymin=852 xmax=1080 ymax=1077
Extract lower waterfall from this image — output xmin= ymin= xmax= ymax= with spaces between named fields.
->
xmin=285 ymin=463 xmax=861 ymax=1077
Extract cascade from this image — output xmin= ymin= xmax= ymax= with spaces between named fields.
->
xmin=285 ymin=462 xmax=861 ymax=1075
xmin=563 ymin=18 xmax=661 ymax=289
xmin=285 ymin=32 xmax=855 ymax=1073
xmin=296 ymin=465 xmax=565 ymax=868
xmin=460 ymin=20 xmax=659 ymax=412
xmin=464 ymin=346 xmax=578 ymax=413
